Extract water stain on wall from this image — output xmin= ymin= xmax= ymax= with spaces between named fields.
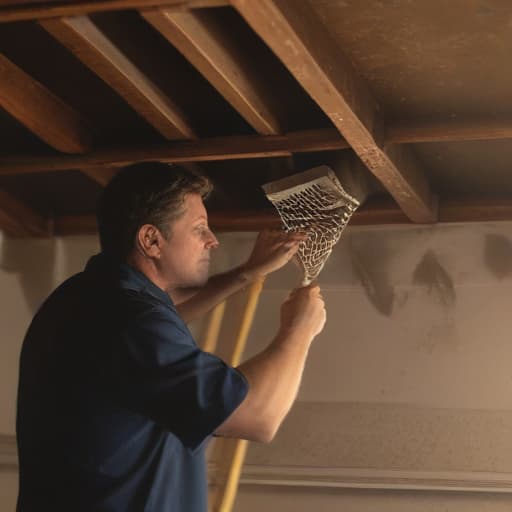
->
xmin=412 ymin=250 xmax=456 ymax=308
xmin=419 ymin=318 xmax=458 ymax=353
xmin=349 ymin=237 xmax=395 ymax=316
xmin=484 ymin=234 xmax=512 ymax=279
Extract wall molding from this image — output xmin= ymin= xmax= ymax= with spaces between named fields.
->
xmin=212 ymin=463 xmax=512 ymax=494
xmin=5 ymin=433 xmax=512 ymax=493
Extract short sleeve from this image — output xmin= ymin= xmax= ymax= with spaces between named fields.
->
xmin=111 ymin=304 xmax=248 ymax=451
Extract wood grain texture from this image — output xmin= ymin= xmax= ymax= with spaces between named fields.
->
xmin=80 ymin=166 xmax=120 ymax=186
xmin=0 ymin=0 xmax=228 ymax=22
xmin=0 ymin=54 xmax=93 ymax=153
xmin=231 ymin=0 xmax=437 ymax=223
xmin=387 ymin=120 xmax=512 ymax=144
xmin=0 ymin=129 xmax=349 ymax=175
xmin=0 ymin=189 xmax=50 ymax=237
xmin=41 ymin=16 xmax=197 ymax=141
xmin=142 ymin=8 xmax=285 ymax=135
xmin=51 ymin=198 xmax=512 ymax=236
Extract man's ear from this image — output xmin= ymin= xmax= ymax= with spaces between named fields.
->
xmin=136 ymin=224 xmax=164 ymax=258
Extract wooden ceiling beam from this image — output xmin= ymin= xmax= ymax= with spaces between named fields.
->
xmin=80 ymin=166 xmax=120 ymax=186
xmin=0 ymin=53 xmax=93 ymax=154
xmin=141 ymin=8 xmax=285 ymax=135
xmin=387 ymin=120 xmax=512 ymax=144
xmin=216 ymin=199 xmax=512 ymax=227
xmin=52 ymin=197 xmax=512 ymax=236
xmin=41 ymin=16 xmax=197 ymax=140
xmin=0 ymin=189 xmax=51 ymax=237
xmin=0 ymin=0 xmax=229 ymax=23
xmin=0 ymin=129 xmax=349 ymax=176
xmin=231 ymin=0 xmax=437 ymax=224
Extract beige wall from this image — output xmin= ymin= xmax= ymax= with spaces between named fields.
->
xmin=234 ymin=486 xmax=512 ymax=512
xmin=209 ymin=223 xmax=512 ymax=509
xmin=2 ymin=222 xmax=512 ymax=510
xmin=0 ymin=234 xmax=99 ymax=510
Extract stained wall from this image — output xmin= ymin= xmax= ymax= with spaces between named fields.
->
xmin=2 ymin=221 xmax=512 ymax=510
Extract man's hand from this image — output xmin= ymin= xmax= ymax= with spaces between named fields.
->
xmin=242 ymin=229 xmax=306 ymax=280
xmin=216 ymin=283 xmax=326 ymax=443
xmin=279 ymin=284 xmax=326 ymax=340
xmin=175 ymin=230 xmax=306 ymax=324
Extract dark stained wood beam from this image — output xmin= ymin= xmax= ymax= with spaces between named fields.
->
xmin=211 ymin=199 xmax=512 ymax=228
xmin=0 ymin=53 xmax=93 ymax=154
xmin=387 ymin=120 xmax=512 ymax=144
xmin=52 ymin=198 xmax=512 ymax=236
xmin=0 ymin=190 xmax=51 ymax=237
xmin=141 ymin=8 xmax=285 ymax=135
xmin=0 ymin=0 xmax=229 ymax=23
xmin=80 ymin=166 xmax=120 ymax=186
xmin=231 ymin=0 xmax=437 ymax=224
xmin=437 ymin=199 xmax=512 ymax=224
xmin=0 ymin=129 xmax=349 ymax=175
xmin=41 ymin=16 xmax=197 ymax=141
xmin=53 ymin=213 xmax=97 ymax=236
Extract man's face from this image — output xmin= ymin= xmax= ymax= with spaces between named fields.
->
xmin=159 ymin=193 xmax=219 ymax=289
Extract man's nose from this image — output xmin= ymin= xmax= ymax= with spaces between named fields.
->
xmin=206 ymin=229 xmax=219 ymax=249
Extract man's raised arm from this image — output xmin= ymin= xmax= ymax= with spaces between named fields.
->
xmin=215 ymin=283 xmax=326 ymax=442
xmin=174 ymin=230 xmax=305 ymax=323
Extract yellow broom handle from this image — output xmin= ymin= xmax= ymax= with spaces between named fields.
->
xmin=215 ymin=276 xmax=266 ymax=512
xmin=217 ymin=439 xmax=249 ymax=512
xmin=228 ymin=276 xmax=265 ymax=367
xmin=202 ymin=301 xmax=226 ymax=353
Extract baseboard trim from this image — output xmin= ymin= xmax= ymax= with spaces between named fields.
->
xmin=4 ymin=434 xmax=512 ymax=493
xmin=210 ymin=463 xmax=512 ymax=493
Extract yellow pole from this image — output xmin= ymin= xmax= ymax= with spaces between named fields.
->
xmin=213 ymin=276 xmax=266 ymax=512
xmin=202 ymin=301 xmax=226 ymax=353
xmin=217 ymin=440 xmax=249 ymax=512
xmin=228 ymin=277 xmax=265 ymax=367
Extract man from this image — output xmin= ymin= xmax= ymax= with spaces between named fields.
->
xmin=16 ymin=162 xmax=326 ymax=511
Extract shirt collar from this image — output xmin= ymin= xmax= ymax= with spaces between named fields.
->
xmin=85 ymin=252 xmax=173 ymax=307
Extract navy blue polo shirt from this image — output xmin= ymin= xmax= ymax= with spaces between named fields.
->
xmin=16 ymin=253 xmax=248 ymax=511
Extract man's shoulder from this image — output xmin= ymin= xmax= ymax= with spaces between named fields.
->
xmin=120 ymin=286 xmax=173 ymax=315
xmin=119 ymin=288 xmax=189 ymax=334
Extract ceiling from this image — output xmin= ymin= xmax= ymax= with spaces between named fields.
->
xmin=0 ymin=0 xmax=511 ymax=237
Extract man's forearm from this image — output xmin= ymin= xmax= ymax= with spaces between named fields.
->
xmin=174 ymin=265 xmax=260 ymax=323
xmin=215 ymin=329 xmax=313 ymax=443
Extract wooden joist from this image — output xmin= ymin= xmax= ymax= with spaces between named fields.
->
xmin=4 ymin=118 xmax=512 ymax=178
xmin=80 ymin=166 xmax=120 ymax=186
xmin=51 ymin=198 xmax=512 ymax=236
xmin=40 ymin=16 xmax=197 ymax=141
xmin=0 ymin=190 xmax=50 ymax=237
xmin=231 ymin=0 xmax=437 ymax=224
xmin=142 ymin=8 xmax=285 ymax=135
xmin=0 ymin=53 xmax=93 ymax=154
xmin=0 ymin=129 xmax=349 ymax=175
xmin=387 ymin=120 xmax=512 ymax=144
xmin=0 ymin=0 xmax=229 ymax=23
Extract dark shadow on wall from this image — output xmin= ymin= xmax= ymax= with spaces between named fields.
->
xmin=349 ymin=234 xmax=395 ymax=317
xmin=484 ymin=233 xmax=512 ymax=280
xmin=0 ymin=234 xmax=57 ymax=313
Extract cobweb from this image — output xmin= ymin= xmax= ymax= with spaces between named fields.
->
xmin=263 ymin=166 xmax=360 ymax=286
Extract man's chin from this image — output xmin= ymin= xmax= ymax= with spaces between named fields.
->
xmin=176 ymin=265 xmax=210 ymax=289
xmin=195 ymin=275 xmax=209 ymax=287
xmin=189 ymin=270 xmax=209 ymax=288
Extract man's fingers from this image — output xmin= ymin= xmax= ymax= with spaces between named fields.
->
xmin=284 ymin=241 xmax=301 ymax=254
xmin=289 ymin=283 xmax=322 ymax=298
xmin=270 ymin=229 xmax=307 ymax=241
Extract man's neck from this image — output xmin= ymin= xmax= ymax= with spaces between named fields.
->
xmin=126 ymin=251 xmax=171 ymax=296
